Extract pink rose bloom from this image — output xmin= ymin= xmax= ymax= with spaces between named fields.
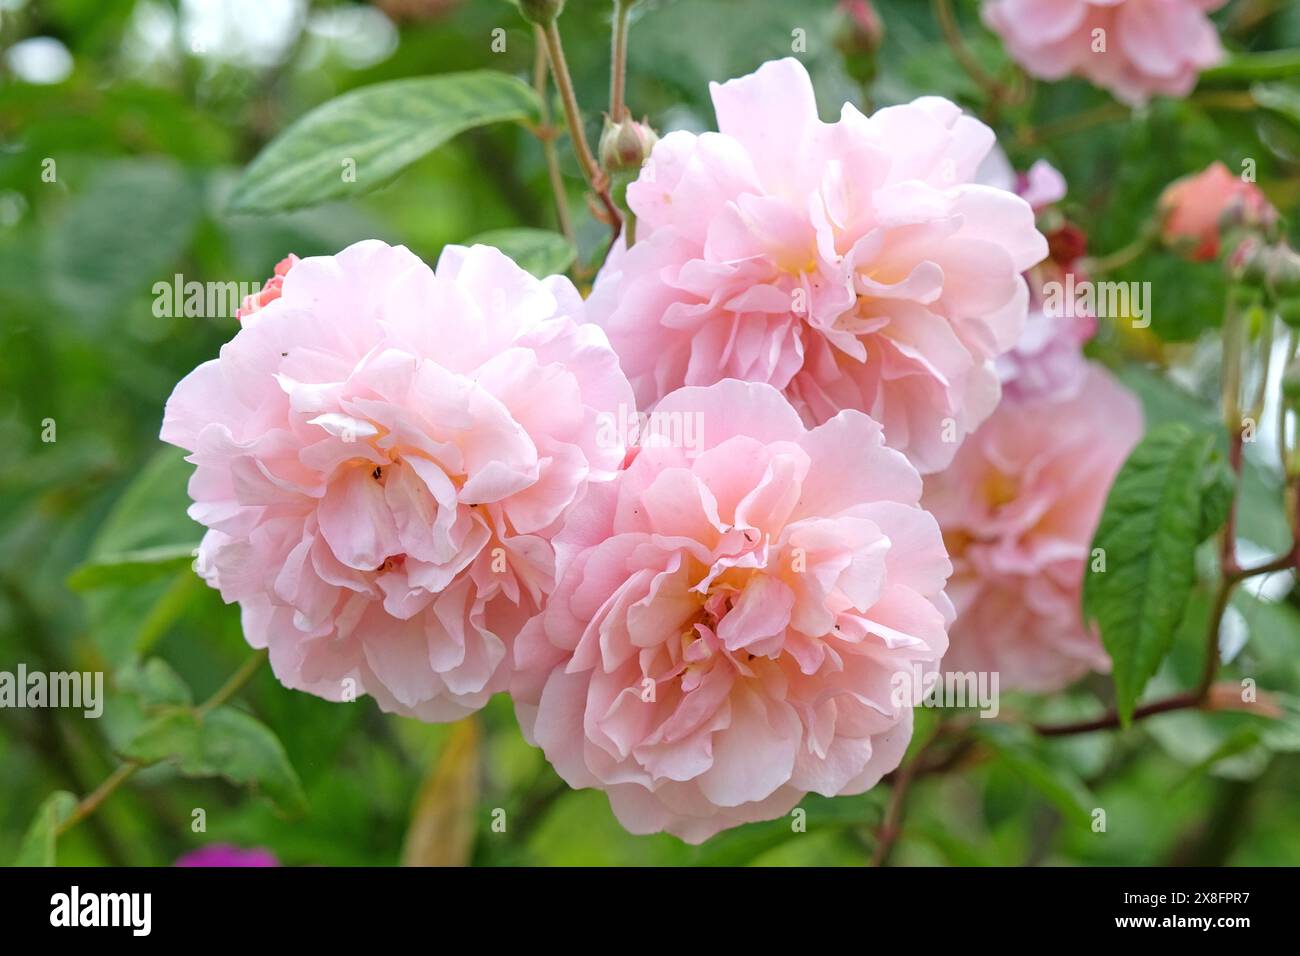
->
xmin=977 ymin=153 xmax=1097 ymax=402
xmin=162 ymin=240 xmax=633 ymax=721
xmin=587 ymin=57 xmax=1046 ymax=474
xmin=513 ymin=380 xmax=952 ymax=843
xmin=982 ymin=0 xmax=1227 ymax=107
xmin=1159 ymin=161 xmax=1278 ymax=261
xmin=923 ymin=364 xmax=1142 ymax=692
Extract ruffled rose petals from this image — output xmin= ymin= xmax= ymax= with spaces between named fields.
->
xmin=162 ymin=240 xmax=634 ymax=720
xmin=982 ymin=0 xmax=1227 ymax=107
xmin=586 ymin=57 xmax=1046 ymax=474
xmin=512 ymin=379 xmax=953 ymax=842
xmin=923 ymin=364 xmax=1142 ymax=692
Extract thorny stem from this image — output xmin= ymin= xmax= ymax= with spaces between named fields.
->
xmin=54 ymin=650 xmax=268 ymax=840
xmin=532 ymin=26 xmax=575 ymax=247
xmin=539 ymin=18 xmax=623 ymax=241
xmin=610 ymin=0 xmax=632 ymax=122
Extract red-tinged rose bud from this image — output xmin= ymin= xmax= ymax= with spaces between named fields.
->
xmin=837 ymin=0 xmax=884 ymax=54
xmin=599 ymin=116 xmax=658 ymax=174
xmin=1158 ymin=162 xmax=1278 ymax=262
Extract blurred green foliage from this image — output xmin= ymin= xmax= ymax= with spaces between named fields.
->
xmin=2 ymin=0 xmax=1300 ymax=867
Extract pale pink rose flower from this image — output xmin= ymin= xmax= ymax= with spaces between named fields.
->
xmin=977 ymin=152 xmax=1096 ymax=403
xmin=587 ymin=57 xmax=1046 ymax=474
xmin=513 ymin=380 xmax=953 ymax=843
xmin=162 ymin=240 xmax=634 ymax=721
xmin=923 ymin=363 xmax=1142 ymax=692
xmin=1158 ymin=161 xmax=1278 ymax=261
xmin=982 ymin=0 xmax=1227 ymax=107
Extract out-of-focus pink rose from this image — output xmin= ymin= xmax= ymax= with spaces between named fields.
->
xmin=587 ymin=57 xmax=1046 ymax=474
xmin=237 ymin=254 xmax=299 ymax=321
xmin=175 ymin=844 xmax=279 ymax=867
xmin=977 ymin=153 xmax=1096 ymax=402
xmin=162 ymin=240 xmax=633 ymax=721
xmin=1159 ymin=161 xmax=1278 ymax=261
xmin=982 ymin=0 xmax=1227 ymax=107
xmin=513 ymin=379 xmax=952 ymax=843
xmin=923 ymin=364 xmax=1142 ymax=692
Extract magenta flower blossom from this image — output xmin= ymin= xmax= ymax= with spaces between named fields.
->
xmin=175 ymin=844 xmax=279 ymax=867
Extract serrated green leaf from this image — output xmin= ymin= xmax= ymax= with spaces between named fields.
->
xmin=228 ymin=72 xmax=540 ymax=214
xmin=121 ymin=706 xmax=306 ymax=815
xmin=1084 ymin=423 xmax=1223 ymax=725
xmin=117 ymin=658 xmax=193 ymax=710
xmin=197 ymin=707 xmax=308 ymax=816
xmin=464 ymin=228 xmax=576 ymax=278
xmin=15 ymin=791 xmax=78 ymax=866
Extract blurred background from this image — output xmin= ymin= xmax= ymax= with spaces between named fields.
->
xmin=2 ymin=0 xmax=1299 ymax=866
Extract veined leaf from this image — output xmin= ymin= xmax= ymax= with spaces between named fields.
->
xmin=15 ymin=791 xmax=78 ymax=866
xmin=1084 ymin=423 xmax=1231 ymax=725
xmin=228 ymin=72 xmax=540 ymax=214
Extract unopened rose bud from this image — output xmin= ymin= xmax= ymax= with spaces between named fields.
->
xmin=1264 ymin=243 xmax=1300 ymax=300
xmin=599 ymin=117 xmax=658 ymax=174
xmin=517 ymin=0 xmax=564 ymax=25
xmin=837 ymin=0 xmax=884 ymax=54
xmin=835 ymin=0 xmax=884 ymax=86
xmin=1159 ymin=161 xmax=1278 ymax=262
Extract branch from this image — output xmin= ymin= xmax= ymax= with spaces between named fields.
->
xmin=54 ymin=650 xmax=268 ymax=839
xmin=539 ymin=18 xmax=622 ymax=241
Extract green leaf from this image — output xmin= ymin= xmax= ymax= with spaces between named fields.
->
xmin=975 ymin=724 xmax=1095 ymax=827
xmin=43 ymin=159 xmax=202 ymax=324
xmin=116 ymin=658 xmax=194 ymax=710
xmin=464 ymin=228 xmax=576 ymax=278
xmin=67 ymin=543 xmax=197 ymax=591
xmin=198 ymin=707 xmax=309 ymax=816
xmin=76 ymin=447 xmax=203 ymax=665
xmin=1084 ymin=423 xmax=1226 ymax=725
xmin=228 ymin=72 xmax=540 ymax=214
xmin=121 ymin=706 xmax=307 ymax=815
xmin=15 ymin=791 xmax=78 ymax=866
xmin=1201 ymin=50 xmax=1300 ymax=83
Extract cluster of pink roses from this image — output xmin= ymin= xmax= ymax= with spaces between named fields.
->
xmin=164 ymin=57 xmax=1148 ymax=841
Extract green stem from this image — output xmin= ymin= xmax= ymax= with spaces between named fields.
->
xmin=54 ymin=650 xmax=268 ymax=839
xmin=610 ymin=0 xmax=632 ymax=121
xmin=540 ymin=18 xmax=623 ymax=239
xmin=531 ymin=26 xmax=575 ymax=247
